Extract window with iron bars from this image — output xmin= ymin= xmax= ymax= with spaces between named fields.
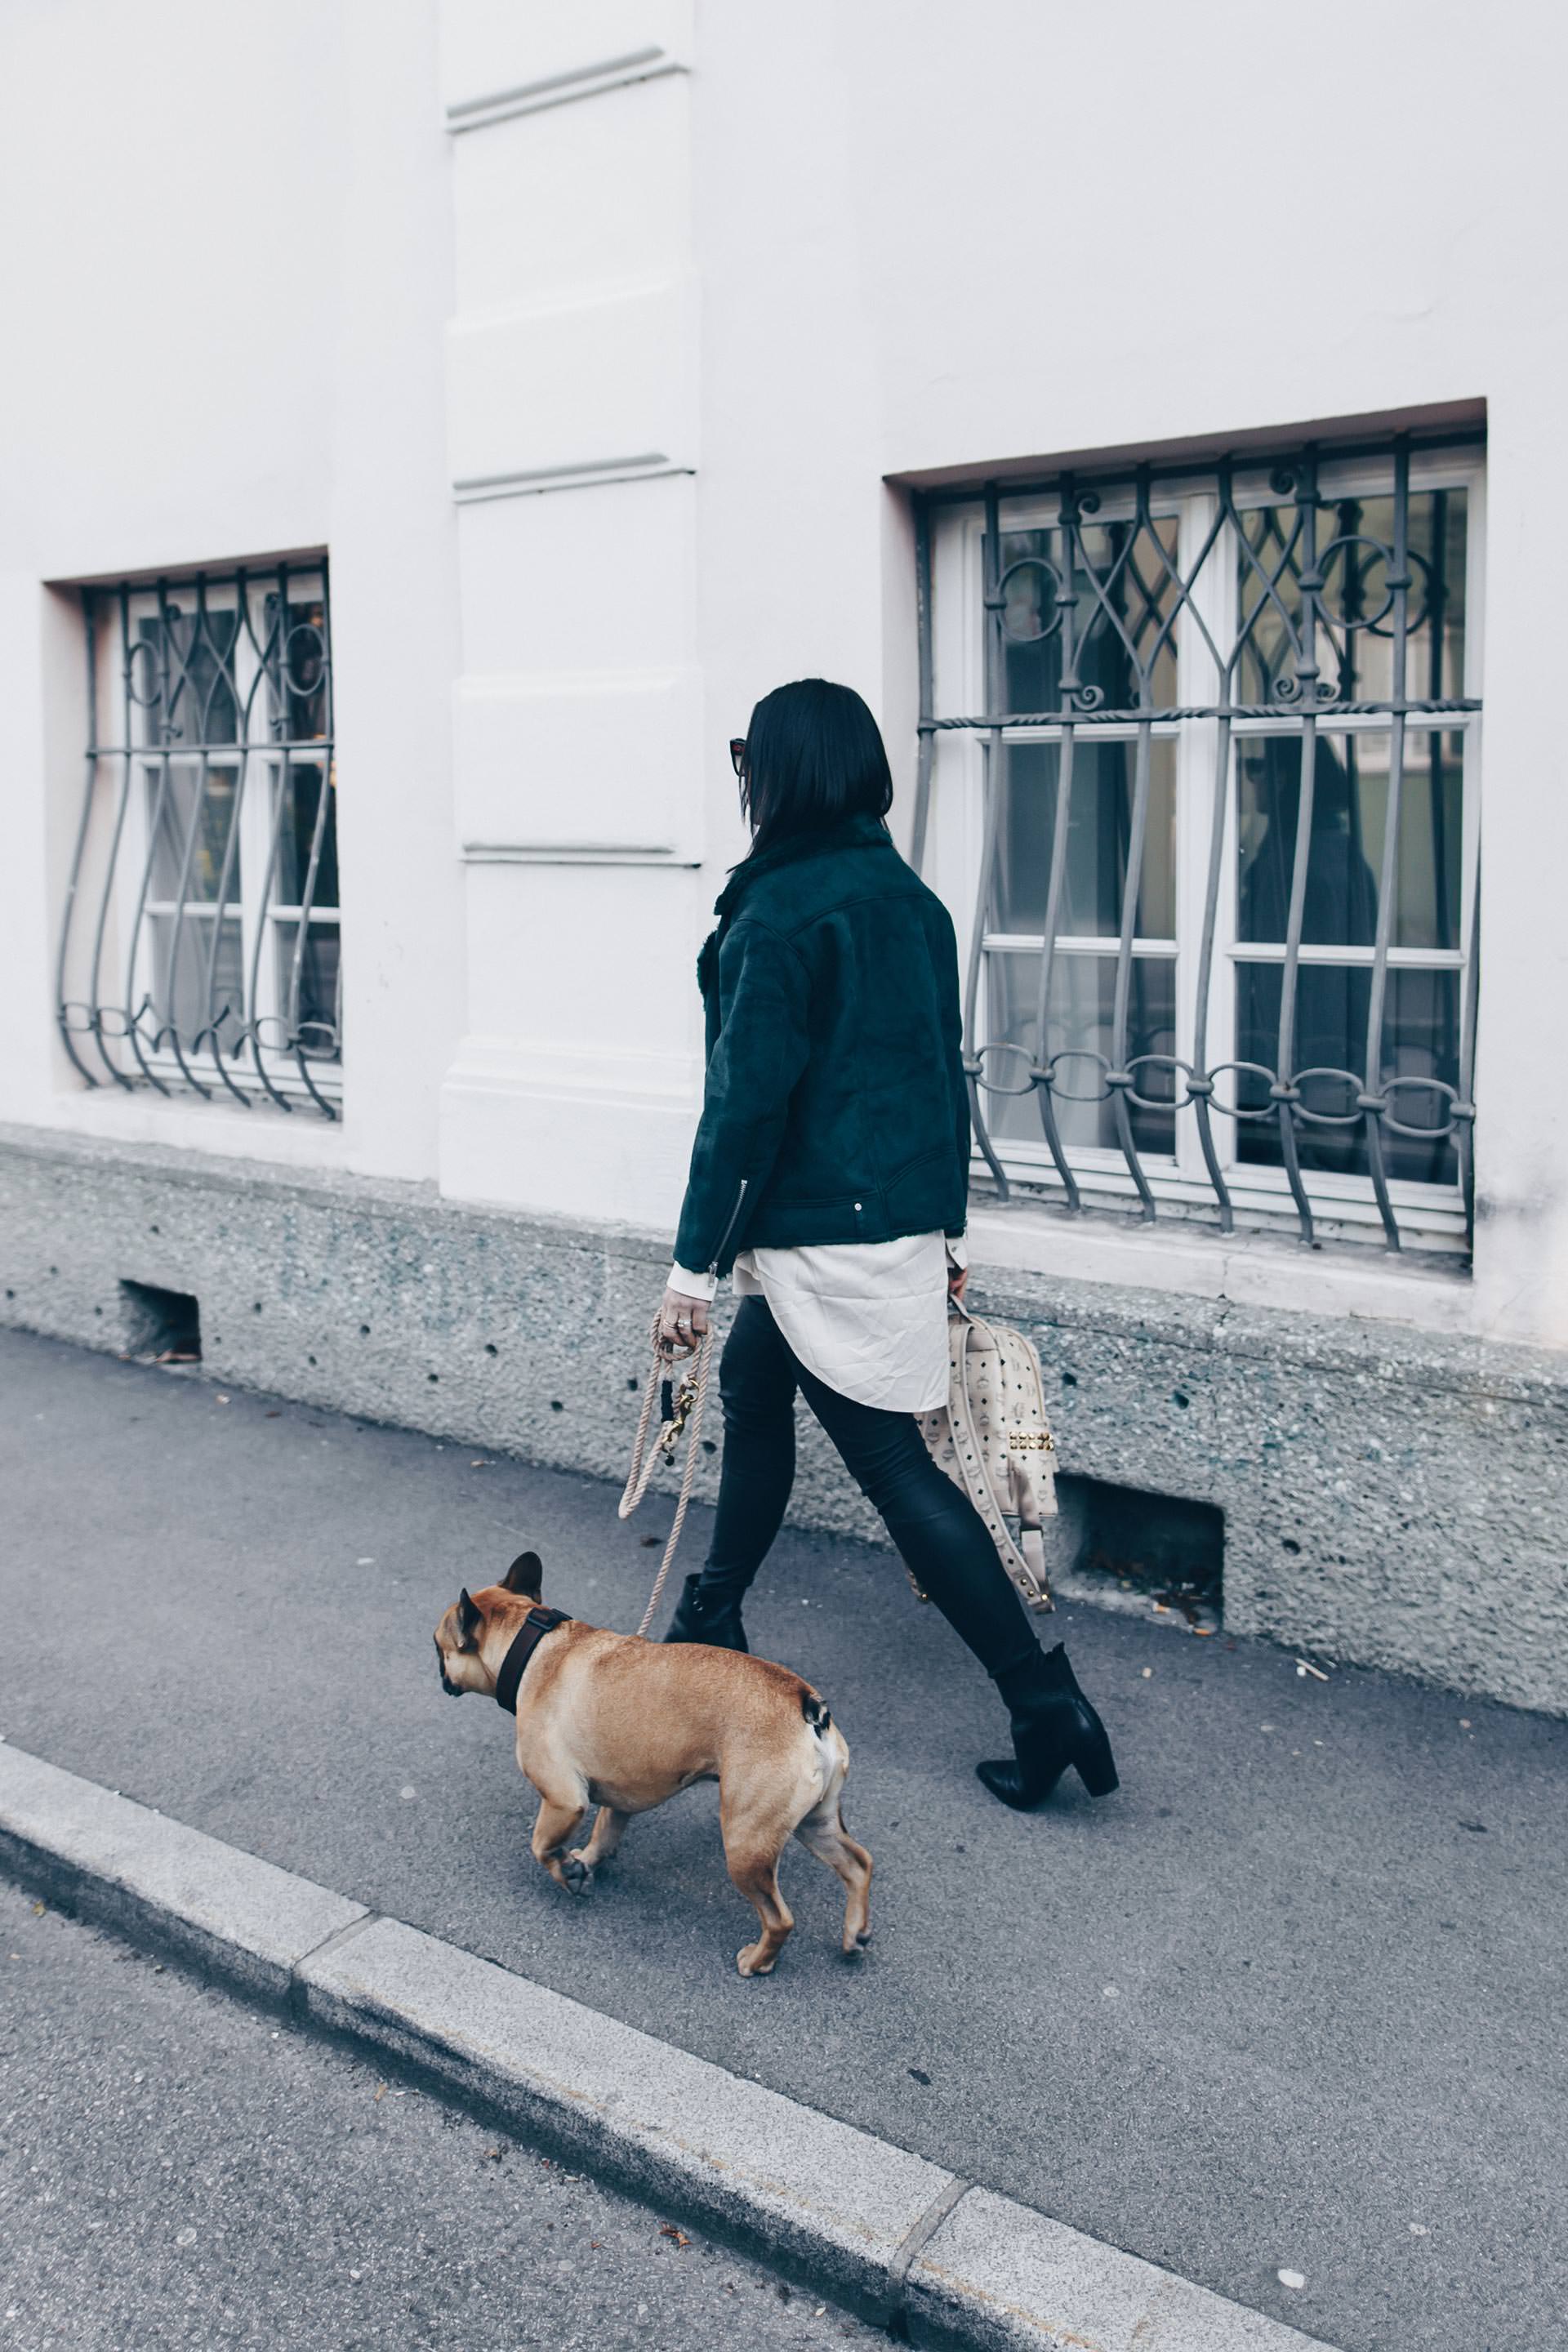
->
xmin=913 ymin=434 xmax=1481 ymax=1255
xmin=57 ymin=561 xmax=341 ymax=1117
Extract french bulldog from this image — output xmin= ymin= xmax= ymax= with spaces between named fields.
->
xmin=434 ymin=1550 xmax=871 ymax=1978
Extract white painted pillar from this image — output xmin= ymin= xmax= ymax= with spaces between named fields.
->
xmin=434 ymin=2 xmax=708 ymax=1229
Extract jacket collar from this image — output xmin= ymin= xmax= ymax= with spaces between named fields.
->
xmin=713 ymin=813 xmax=893 ymax=921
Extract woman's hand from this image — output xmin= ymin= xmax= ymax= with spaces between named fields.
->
xmin=659 ymin=1287 xmax=711 ymax=1356
xmin=947 ymin=1263 xmax=969 ymax=1305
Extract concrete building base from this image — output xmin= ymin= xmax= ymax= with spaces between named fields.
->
xmin=2 ymin=1122 xmax=1562 ymax=1717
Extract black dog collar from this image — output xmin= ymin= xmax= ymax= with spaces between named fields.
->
xmin=493 ymin=1606 xmax=572 ymax=1716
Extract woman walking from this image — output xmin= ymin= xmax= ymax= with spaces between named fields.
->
xmin=658 ymin=678 xmax=1117 ymax=1810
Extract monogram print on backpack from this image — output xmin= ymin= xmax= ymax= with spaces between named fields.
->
xmin=915 ymin=1308 xmax=1057 ymax=1608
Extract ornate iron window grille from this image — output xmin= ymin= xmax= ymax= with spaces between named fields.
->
xmin=911 ymin=434 xmax=1481 ymax=1254
xmin=57 ymin=562 xmax=341 ymax=1119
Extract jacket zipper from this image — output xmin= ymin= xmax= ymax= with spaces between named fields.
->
xmin=709 ymin=1178 xmax=749 ymax=1276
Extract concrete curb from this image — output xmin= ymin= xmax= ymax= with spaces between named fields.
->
xmin=0 ymin=1740 xmax=1338 ymax=2350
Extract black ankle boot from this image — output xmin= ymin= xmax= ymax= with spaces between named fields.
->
xmin=978 ymin=1643 xmax=1119 ymax=1810
xmin=663 ymin=1572 xmax=750 ymax=1652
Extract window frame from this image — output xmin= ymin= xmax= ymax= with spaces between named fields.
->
xmin=919 ymin=438 xmax=1484 ymax=1254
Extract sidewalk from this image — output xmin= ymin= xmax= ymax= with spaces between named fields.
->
xmin=3 ymin=1327 xmax=1564 ymax=2352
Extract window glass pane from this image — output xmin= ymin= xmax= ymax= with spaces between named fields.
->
xmin=1236 ymin=732 xmax=1463 ymax=949
xmin=1391 ymin=730 xmax=1464 ymax=951
xmin=146 ymin=911 xmax=243 ymax=1045
xmin=983 ymin=949 xmax=1176 ymax=1156
xmin=135 ymin=607 xmax=240 ymax=748
xmin=144 ymin=763 xmax=243 ymax=902
xmin=1410 ymin=489 xmax=1468 ymax=700
xmin=1235 ymin=485 xmax=1466 ymax=706
xmin=1233 ymin=963 xmax=1459 ymax=1184
xmin=997 ymin=737 xmax=1175 ymax=938
xmin=997 ymin=528 xmax=1069 ymax=714
xmin=998 ymin=512 xmax=1179 ymax=714
xmin=1236 ymin=733 xmax=1377 ymax=947
xmin=265 ymin=594 xmax=330 ymax=742
xmin=1326 ymin=488 xmax=1468 ymax=704
xmin=270 ymin=761 xmax=338 ymax=907
xmin=272 ymin=920 xmax=341 ymax=1059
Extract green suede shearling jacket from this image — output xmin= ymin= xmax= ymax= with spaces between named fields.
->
xmin=671 ymin=812 xmax=971 ymax=1277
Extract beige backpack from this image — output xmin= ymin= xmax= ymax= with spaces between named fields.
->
xmin=915 ymin=1306 xmax=1057 ymax=1609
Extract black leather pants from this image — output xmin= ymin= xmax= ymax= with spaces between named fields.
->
xmin=699 ymin=1294 xmax=1042 ymax=1684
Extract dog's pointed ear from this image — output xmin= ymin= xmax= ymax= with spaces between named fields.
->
xmin=457 ymin=1588 xmax=483 ymax=1648
xmin=501 ymin=1551 xmax=543 ymax=1599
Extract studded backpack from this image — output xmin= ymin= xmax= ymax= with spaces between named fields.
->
xmin=915 ymin=1304 xmax=1057 ymax=1609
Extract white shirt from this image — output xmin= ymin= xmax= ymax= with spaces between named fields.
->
xmin=667 ymin=1232 xmax=966 ymax=1413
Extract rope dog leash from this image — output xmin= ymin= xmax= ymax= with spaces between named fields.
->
xmin=617 ymin=1311 xmax=715 ymax=1637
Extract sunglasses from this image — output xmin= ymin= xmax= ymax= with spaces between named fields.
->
xmin=729 ymin=737 xmax=747 ymax=777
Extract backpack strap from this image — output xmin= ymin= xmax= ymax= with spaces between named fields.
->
xmin=946 ymin=1311 xmax=1051 ymax=1607
xmin=1000 ymin=1322 xmax=1054 ymax=1603
xmin=1012 ymin=1458 xmax=1049 ymax=1600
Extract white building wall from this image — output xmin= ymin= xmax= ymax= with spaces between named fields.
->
xmin=1 ymin=0 xmax=1565 ymax=1347
xmin=0 ymin=0 xmax=464 ymax=1185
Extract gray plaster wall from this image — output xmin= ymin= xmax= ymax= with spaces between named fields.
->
xmin=2 ymin=1122 xmax=1564 ymax=1717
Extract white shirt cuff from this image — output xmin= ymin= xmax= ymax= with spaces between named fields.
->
xmin=667 ymin=1262 xmax=718 ymax=1302
xmin=946 ymin=1235 xmax=969 ymax=1271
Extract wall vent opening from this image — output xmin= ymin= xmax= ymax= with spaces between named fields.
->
xmin=1052 ymin=1474 xmax=1223 ymax=1627
xmin=119 ymin=1280 xmax=202 ymax=1365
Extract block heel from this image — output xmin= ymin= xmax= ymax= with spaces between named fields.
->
xmin=1074 ymin=1722 xmax=1120 ymax=1798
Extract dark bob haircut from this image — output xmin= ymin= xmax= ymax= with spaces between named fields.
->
xmin=739 ymin=679 xmax=893 ymax=855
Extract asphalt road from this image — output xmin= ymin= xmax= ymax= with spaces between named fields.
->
xmin=0 ymin=1879 xmax=880 ymax=2351
xmin=2 ymin=1327 xmax=1565 ymax=2352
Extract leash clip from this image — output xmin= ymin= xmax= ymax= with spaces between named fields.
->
xmin=660 ymin=1372 xmax=699 ymax=1454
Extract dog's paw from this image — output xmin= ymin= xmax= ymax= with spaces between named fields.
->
xmin=559 ymin=1853 xmax=595 ymax=1896
xmin=841 ymin=1927 xmax=872 ymax=1958
xmin=736 ymin=1944 xmax=777 ymax=1978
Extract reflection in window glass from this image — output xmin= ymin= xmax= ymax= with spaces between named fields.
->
xmin=265 ymin=598 xmax=330 ymax=742
xmin=1000 ymin=511 xmax=1181 ymax=715
xmin=1236 ymin=732 xmax=1463 ymax=950
xmin=1233 ymin=963 xmax=1459 ymax=1183
xmin=1236 ymin=488 xmax=1466 ymax=708
xmin=997 ymin=737 xmax=1175 ymax=938
xmin=148 ymin=912 xmax=244 ymax=1044
xmin=145 ymin=764 xmax=242 ymax=903
xmin=135 ymin=607 xmax=241 ymax=749
xmin=271 ymin=763 xmax=338 ymax=907
xmin=985 ymin=950 xmax=1176 ymax=1156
